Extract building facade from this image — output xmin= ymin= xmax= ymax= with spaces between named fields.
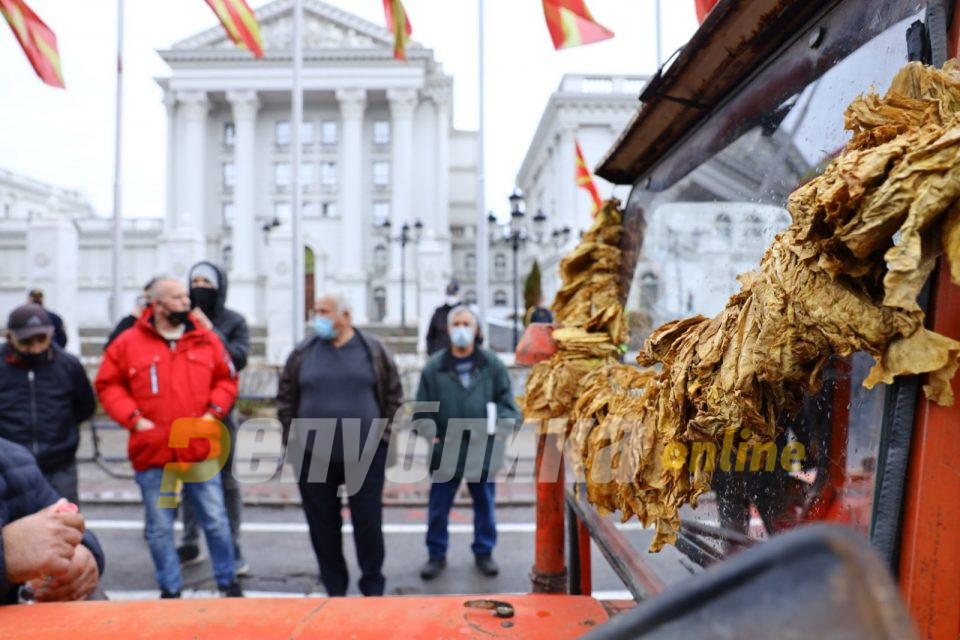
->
xmin=515 ymin=74 xmax=646 ymax=305
xmin=160 ymin=0 xmax=482 ymax=361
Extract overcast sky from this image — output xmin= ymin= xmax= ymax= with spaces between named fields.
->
xmin=0 ymin=0 xmax=699 ymax=220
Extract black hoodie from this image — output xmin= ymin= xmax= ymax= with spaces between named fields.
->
xmin=188 ymin=261 xmax=250 ymax=373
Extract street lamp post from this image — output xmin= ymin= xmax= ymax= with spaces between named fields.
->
xmin=381 ymin=218 xmax=423 ymax=327
xmin=490 ymin=190 xmax=546 ymax=350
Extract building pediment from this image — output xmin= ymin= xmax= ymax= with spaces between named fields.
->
xmin=171 ymin=0 xmax=418 ymax=53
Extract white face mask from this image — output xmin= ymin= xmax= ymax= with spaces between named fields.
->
xmin=450 ymin=326 xmax=475 ymax=348
xmin=446 ymin=296 xmax=460 ymax=306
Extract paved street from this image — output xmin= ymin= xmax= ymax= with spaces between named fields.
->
xmin=87 ymin=502 xmax=695 ymax=600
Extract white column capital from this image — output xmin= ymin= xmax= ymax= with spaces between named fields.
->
xmin=175 ymin=90 xmax=209 ymax=118
xmin=162 ymin=90 xmax=177 ymax=111
xmin=226 ymin=89 xmax=261 ymax=120
xmin=387 ymin=88 xmax=418 ymax=119
xmin=336 ymin=88 xmax=367 ymax=117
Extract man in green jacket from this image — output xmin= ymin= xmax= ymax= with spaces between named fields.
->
xmin=415 ymin=305 xmax=521 ymax=580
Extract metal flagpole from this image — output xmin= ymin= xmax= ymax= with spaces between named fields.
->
xmin=654 ymin=0 xmax=663 ymax=69
xmin=476 ymin=0 xmax=489 ymax=339
xmin=110 ymin=0 xmax=125 ymax=322
xmin=291 ymin=0 xmax=304 ymax=341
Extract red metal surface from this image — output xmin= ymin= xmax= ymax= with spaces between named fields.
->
xmin=515 ymin=323 xmax=558 ymax=366
xmin=532 ymin=433 xmax=567 ymax=592
xmin=897 ymin=241 xmax=960 ymax=636
xmin=577 ymin=518 xmax=593 ymax=596
xmin=0 ymin=595 xmax=609 ymax=640
xmin=896 ymin=15 xmax=960 ymax=639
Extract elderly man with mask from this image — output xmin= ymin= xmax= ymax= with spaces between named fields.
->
xmin=177 ymin=261 xmax=250 ymax=575
xmin=276 ymin=292 xmax=402 ymax=597
xmin=0 ymin=304 xmax=96 ymax=504
xmin=414 ymin=305 xmax=520 ymax=581
xmin=95 ymin=278 xmax=241 ymax=598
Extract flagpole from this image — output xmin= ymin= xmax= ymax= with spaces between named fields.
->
xmin=654 ymin=0 xmax=662 ymax=69
xmin=475 ymin=0 xmax=489 ymax=340
xmin=291 ymin=0 xmax=304 ymax=341
xmin=110 ymin=0 xmax=124 ymax=322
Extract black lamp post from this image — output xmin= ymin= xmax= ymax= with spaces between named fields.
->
xmin=490 ymin=189 xmax=546 ymax=350
xmin=381 ymin=218 xmax=423 ymax=327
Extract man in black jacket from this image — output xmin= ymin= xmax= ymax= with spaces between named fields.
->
xmin=27 ymin=289 xmax=67 ymax=349
xmin=276 ymin=292 xmax=403 ymax=597
xmin=425 ymin=282 xmax=461 ymax=355
xmin=0 ymin=437 xmax=105 ymax=604
xmin=177 ymin=261 xmax=251 ymax=575
xmin=0 ymin=304 xmax=96 ymax=504
xmin=103 ymin=277 xmax=162 ymax=350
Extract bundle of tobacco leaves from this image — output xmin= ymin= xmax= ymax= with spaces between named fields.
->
xmin=522 ymin=201 xmax=628 ymax=431
xmin=565 ymin=61 xmax=960 ymax=552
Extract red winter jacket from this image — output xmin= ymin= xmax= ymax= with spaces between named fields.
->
xmin=94 ymin=308 xmax=238 ymax=472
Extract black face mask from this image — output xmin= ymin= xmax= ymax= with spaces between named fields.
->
xmin=167 ymin=310 xmax=190 ymax=326
xmin=12 ymin=346 xmax=48 ymax=367
xmin=190 ymin=287 xmax=218 ymax=318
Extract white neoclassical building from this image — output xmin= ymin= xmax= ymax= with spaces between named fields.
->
xmin=159 ymin=0 xmax=480 ymax=361
xmin=0 ymin=0 xmax=486 ymax=365
xmin=515 ymin=74 xmax=646 ymax=304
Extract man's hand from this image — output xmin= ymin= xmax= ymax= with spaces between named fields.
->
xmin=191 ymin=307 xmax=214 ymax=331
xmin=2 ymin=501 xmax=85 ymax=584
xmin=134 ymin=417 xmax=156 ymax=432
xmin=32 ymin=544 xmax=99 ymax=602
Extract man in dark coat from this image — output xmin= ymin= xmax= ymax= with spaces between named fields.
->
xmin=104 ymin=277 xmax=162 ymax=350
xmin=425 ymin=281 xmax=462 ymax=355
xmin=0 ymin=437 xmax=105 ymax=604
xmin=178 ymin=261 xmax=251 ymax=575
xmin=276 ymin=292 xmax=403 ymax=597
xmin=415 ymin=305 xmax=520 ymax=581
xmin=0 ymin=304 xmax=96 ymax=504
xmin=27 ymin=289 xmax=66 ymax=349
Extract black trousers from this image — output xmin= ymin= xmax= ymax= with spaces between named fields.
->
xmin=296 ymin=442 xmax=387 ymax=596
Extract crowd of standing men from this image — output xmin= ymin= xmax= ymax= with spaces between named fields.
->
xmin=0 ymin=269 xmax=521 ymax=603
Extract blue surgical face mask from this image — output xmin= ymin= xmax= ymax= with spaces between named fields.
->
xmin=450 ymin=326 xmax=475 ymax=349
xmin=314 ymin=316 xmax=337 ymax=340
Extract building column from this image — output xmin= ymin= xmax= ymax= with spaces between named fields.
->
xmin=163 ymin=91 xmax=177 ymax=233
xmin=387 ymin=88 xmax=418 ymax=325
xmin=557 ymin=123 xmax=578 ymax=236
xmin=26 ymin=211 xmax=79 ymax=354
xmin=226 ymin=89 xmax=260 ymax=322
xmin=160 ymin=90 xmax=208 ymax=285
xmin=432 ymin=89 xmax=451 ymax=239
xmin=335 ymin=88 xmax=368 ymax=323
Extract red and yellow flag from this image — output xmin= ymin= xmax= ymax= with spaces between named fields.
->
xmin=383 ymin=0 xmax=412 ymax=60
xmin=575 ymin=141 xmax=602 ymax=216
xmin=695 ymin=0 xmax=719 ymax=23
xmin=204 ymin=0 xmax=263 ymax=58
xmin=0 ymin=0 xmax=63 ymax=88
xmin=541 ymin=0 xmax=613 ymax=50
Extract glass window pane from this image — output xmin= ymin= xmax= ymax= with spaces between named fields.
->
xmin=301 ymin=121 xmax=314 ymax=146
xmin=274 ymin=162 xmax=290 ymax=187
xmin=275 ymin=120 xmax=290 ymax=145
xmin=301 ymin=162 xmax=316 ymax=185
xmin=373 ymin=161 xmax=390 ymax=186
xmin=322 ymin=202 xmax=338 ymax=218
xmin=222 ymin=202 xmax=235 ymax=226
xmin=222 ymin=162 xmax=236 ymax=188
xmin=321 ymin=162 xmax=337 ymax=187
xmin=274 ymin=201 xmax=290 ymax=220
xmin=322 ymin=120 xmax=337 ymax=145
xmin=223 ymin=122 xmax=235 ymax=146
xmin=373 ymin=120 xmax=390 ymax=145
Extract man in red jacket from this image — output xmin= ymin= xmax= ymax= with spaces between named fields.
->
xmin=95 ymin=278 xmax=242 ymax=598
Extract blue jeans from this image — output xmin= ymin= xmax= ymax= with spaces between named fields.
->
xmin=426 ymin=478 xmax=496 ymax=560
xmin=135 ymin=468 xmax=236 ymax=593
